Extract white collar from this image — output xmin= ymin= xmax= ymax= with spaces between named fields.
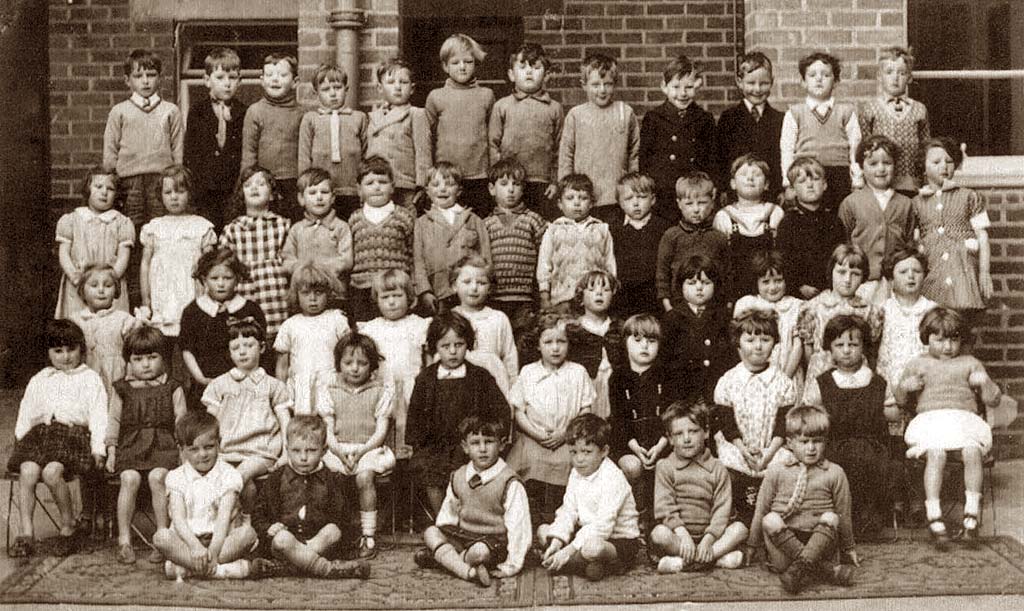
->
xmin=871 ymin=188 xmax=895 ymax=210
xmin=76 ymin=306 xmax=116 ymax=320
xmin=466 ymin=458 xmax=508 ymax=484
xmin=125 ymin=372 xmax=169 ymax=385
xmin=130 ymin=92 xmax=161 ymax=110
xmin=363 ymin=202 xmax=396 ymax=224
xmin=743 ymin=99 xmax=765 ymax=113
xmin=578 ymin=457 xmax=612 ymax=482
xmin=623 ymin=214 xmax=651 ymax=230
xmin=737 ymin=364 xmax=781 ymax=384
xmin=182 ymin=458 xmax=225 ymax=481
xmin=228 ymin=367 xmax=267 ymax=383
xmin=580 ymin=316 xmax=611 ymax=336
xmin=831 ymin=364 xmax=872 ymax=388
xmin=437 ymin=364 xmax=467 ymax=379
xmin=195 ymin=294 xmax=248 ymax=318
xmin=438 ymin=204 xmax=465 ymax=225
xmin=41 ymin=364 xmax=91 ymax=378
xmin=79 ymin=206 xmax=121 ymax=224
xmin=804 ymin=96 xmax=834 ymax=113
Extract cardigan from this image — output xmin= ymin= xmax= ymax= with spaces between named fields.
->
xmin=405 ymin=362 xmax=509 ymax=452
xmin=838 ymin=188 xmax=916 ymax=281
xmin=252 ymin=464 xmax=357 ymax=542
xmin=297 ymin=108 xmax=369 ymax=195
xmin=103 ymin=98 xmax=184 ymax=177
xmin=183 ymin=97 xmax=247 ymax=191
xmin=488 ymin=91 xmax=564 ymax=184
xmin=413 ymin=207 xmax=492 ymax=299
xmin=366 ymin=104 xmax=432 ymax=190
xmin=712 ymin=100 xmax=784 ymax=197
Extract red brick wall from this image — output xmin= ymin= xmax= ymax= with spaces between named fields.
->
xmin=522 ymin=0 xmax=743 ymax=115
xmin=48 ymin=0 xmax=174 ymax=200
xmin=975 ymin=187 xmax=1024 ymax=400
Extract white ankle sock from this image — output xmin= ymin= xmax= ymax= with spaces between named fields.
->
xmin=716 ymin=550 xmax=744 ymax=569
xmin=657 ymin=556 xmax=684 ymax=573
xmin=924 ymin=499 xmax=942 ymax=521
xmin=360 ymin=510 xmax=377 ymax=538
xmin=212 ymin=559 xmax=250 ymax=579
xmin=964 ymin=491 xmax=981 ymax=517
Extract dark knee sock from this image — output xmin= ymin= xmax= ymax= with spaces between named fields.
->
xmin=768 ymin=527 xmax=805 ymax=561
xmin=797 ymin=522 xmax=837 ymax=564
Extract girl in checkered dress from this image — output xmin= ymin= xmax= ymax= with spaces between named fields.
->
xmin=219 ymin=166 xmax=292 ymax=341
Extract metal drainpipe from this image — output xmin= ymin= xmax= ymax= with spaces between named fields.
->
xmin=329 ymin=0 xmax=365 ymax=109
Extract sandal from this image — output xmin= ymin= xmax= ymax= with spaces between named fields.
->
xmin=928 ymin=519 xmax=951 ymax=551
xmin=9 ymin=536 xmax=33 ymax=558
xmin=960 ymin=513 xmax=980 ymax=548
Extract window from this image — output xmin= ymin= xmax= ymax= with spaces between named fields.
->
xmin=908 ymin=0 xmax=1024 ymax=157
xmin=176 ymin=22 xmax=298 ymax=120
xmin=399 ymin=1 xmax=526 ymax=107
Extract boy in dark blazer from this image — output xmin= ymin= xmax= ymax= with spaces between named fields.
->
xmin=184 ymin=47 xmax=247 ymax=232
xmin=713 ymin=52 xmax=784 ymax=202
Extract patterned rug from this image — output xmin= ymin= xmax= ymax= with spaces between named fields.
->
xmin=2 ymin=537 xmax=1023 ymax=608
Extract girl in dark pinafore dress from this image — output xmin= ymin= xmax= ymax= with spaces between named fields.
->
xmin=109 ymin=326 xmax=187 ymax=564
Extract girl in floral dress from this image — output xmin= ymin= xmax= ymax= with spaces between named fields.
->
xmin=877 ymin=248 xmax=936 ymax=392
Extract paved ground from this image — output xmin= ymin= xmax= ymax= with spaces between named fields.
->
xmin=0 ymin=385 xmax=1021 ymax=610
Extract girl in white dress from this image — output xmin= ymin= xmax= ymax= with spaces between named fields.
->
xmin=733 ymin=250 xmax=804 ymax=393
xmin=877 ymin=248 xmax=936 ymax=394
xmin=358 ymin=269 xmax=430 ymax=453
xmin=452 ymin=255 xmax=518 ymax=395
xmin=138 ymin=165 xmax=216 ymax=336
xmin=71 ymin=264 xmax=140 ymax=400
xmin=274 ymin=262 xmax=350 ymax=415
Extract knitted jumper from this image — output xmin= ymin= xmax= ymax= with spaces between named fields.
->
xmin=450 ymin=462 xmax=521 ymax=535
xmin=558 ymin=101 xmax=640 ymax=207
xmin=297 ymin=108 xmax=368 ymax=195
xmin=321 ymin=376 xmax=386 ymax=444
xmin=425 ymin=79 xmax=495 ymax=180
xmin=858 ymin=97 xmax=930 ymax=192
xmin=789 ymin=102 xmax=856 ymax=168
xmin=654 ymin=449 xmax=731 ymax=538
xmin=484 ymin=206 xmax=548 ymax=301
xmin=536 ymin=216 xmax=616 ymax=307
xmin=488 ymin=91 xmax=564 ymax=183
xmin=241 ymin=96 xmax=305 ymax=179
xmin=349 ymin=206 xmax=415 ymax=289
xmin=103 ymin=99 xmax=184 ymax=177
xmin=838 ymin=188 xmax=916 ymax=281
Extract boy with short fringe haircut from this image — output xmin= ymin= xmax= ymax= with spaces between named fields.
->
xmin=154 ymin=410 xmax=257 ymax=580
xmin=639 ymin=55 xmax=715 ymax=222
xmin=748 ymin=405 xmax=857 ymax=595
xmin=489 ymin=43 xmax=564 ymax=217
xmin=559 ymin=54 xmax=640 ymax=216
xmin=538 ymin=414 xmax=641 ymax=582
xmin=655 ymin=172 xmax=728 ymax=311
xmin=242 ymin=53 xmax=305 ymax=218
xmin=104 ymin=49 xmax=184 ymax=305
xmin=484 ymin=158 xmax=548 ymax=339
xmin=609 ymin=173 xmax=673 ymax=318
xmin=426 ymin=34 xmax=496 ymax=217
xmin=281 ymin=168 xmax=353 ymax=302
xmin=415 ymin=414 xmax=531 ymax=586
xmin=713 ymin=52 xmax=784 ymax=200
xmin=299 ymin=64 xmax=368 ymax=219
xmin=250 ymin=415 xmax=370 ymax=580
xmin=184 ymin=47 xmax=247 ymax=232
xmin=367 ymin=58 xmax=432 ymax=210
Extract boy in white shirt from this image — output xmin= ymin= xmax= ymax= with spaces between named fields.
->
xmin=537 ymin=414 xmax=640 ymax=581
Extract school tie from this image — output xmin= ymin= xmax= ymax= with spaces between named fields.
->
xmin=888 ymin=96 xmax=906 ymax=112
xmin=329 ymin=110 xmax=342 ymax=163
xmin=213 ymin=101 xmax=231 ymax=149
xmin=780 ymin=463 xmax=809 ymax=520
xmin=468 ymin=473 xmax=483 ymax=489
xmin=751 ymin=105 xmax=761 ymax=123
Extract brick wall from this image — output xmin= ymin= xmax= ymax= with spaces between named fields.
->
xmin=744 ymin=0 xmax=905 ymax=106
xmin=975 ymin=186 xmax=1024 ymax=400
xmin=522 ymin=0 xmax=743 ymax=115
xmin=48 ymin=0 xmax=174 ymax=200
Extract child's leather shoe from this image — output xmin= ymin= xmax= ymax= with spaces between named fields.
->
xmin=327 ymin=559 xmax=370 ymax=579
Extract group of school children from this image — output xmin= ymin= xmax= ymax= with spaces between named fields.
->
xmin=6 ymin=31 xmax=1005 ymax=595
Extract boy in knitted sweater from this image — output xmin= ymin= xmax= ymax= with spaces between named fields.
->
xmin=415 ymin=414 xmax=531 ymax=587
xmin=241 ymin=53 xmax=306 ymax=220
xmin=536 ymin=174 xmax=616 ymax=312
xmin=747 ymin=405 xmax=858 ymax=595
xmin=426 ymin=34 xmax=496 ymax=218
xmin=298 ymin=64 xmax=368 ymax=221
xmin=780 ymin=52 xmax=862 ymax=212
xmin=651 ymin=401 xmax=748 ymax=573
xmin=104 ymin=49 xmax=184 ymax=306
xmin=558 ymin=54 xmax=640 ymax=219
xmin=484 ymin=159 xmax=548 ymax=342
xmin=347 ymin=156 xmax=415 ymax=322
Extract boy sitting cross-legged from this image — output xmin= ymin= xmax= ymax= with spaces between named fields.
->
xmin=250 ymin=415 xmax=371 ymax=580
xmin=747 ymin=405 xmax=859 ymax=594
xmin=415 ymin=413 xmax=532 ymax=587
xmin=650 ymin=400 xmax=748 ymax=573
xmin=537 ymin=414 xmax=641 ymax=581
xmin=153 ymin=411 xmax=258 ymax=580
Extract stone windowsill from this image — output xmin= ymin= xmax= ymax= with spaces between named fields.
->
xmin=955 ymin=156 xmax=1024 ymax=189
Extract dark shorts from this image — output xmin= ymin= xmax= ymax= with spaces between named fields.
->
xmin=408 ymin=446 xmax=465 ymax=489
xmin=438 ymin=525 xmax=509 ymax=566
xmin=608 ymin=537 xmax=640 ymax=568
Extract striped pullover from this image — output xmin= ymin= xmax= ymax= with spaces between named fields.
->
xmin=348 ymin=206 xmax=415 ymax=289
xmin=484 ymin=206 xmax=548 ymax=301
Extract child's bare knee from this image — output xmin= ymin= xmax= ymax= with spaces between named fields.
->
xmin=272 ymin=529 xmax=297 ymax=551
xmin=926 ymin=448 xmax=947 ymax=463
xmin=617 ymin=456 xmax=642 ymax=482
xmin=762 ymin=512 xmax=786 ymax=535
xmin=422 ymin=525 xmax=444 ymax=548
xmin=147 ymin=469 xmax=167 ymax=488
xmin=120 ymin=469 xmax=142 ymax=488
xmin=356 ymin=471 xmax=375 ymax=488
xmin=41 ymin=462 xmax=64 ymax=483
xmin=579 ymin=538 xmax=605 ymax=560
xmin=152 ymin=528 xmax=174 ymax=548
xmin=819 ymin=512 xmax=839 ymax=528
